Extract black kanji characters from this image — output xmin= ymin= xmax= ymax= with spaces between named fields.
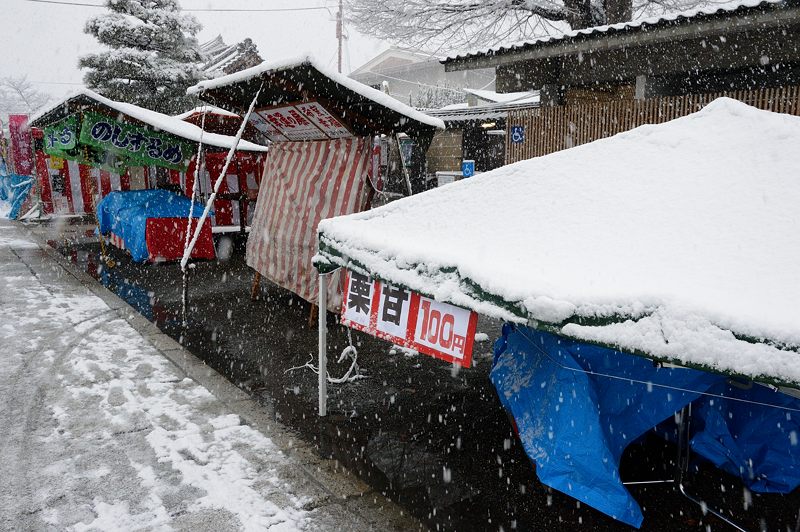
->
xmin=348 ymin=272 xmax=372 ymax=315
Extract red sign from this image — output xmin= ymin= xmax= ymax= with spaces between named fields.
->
xmin=8 ymin=114 xmax=34 ymax=176
xmin=341 ymin=270 xmax=478 ymax=367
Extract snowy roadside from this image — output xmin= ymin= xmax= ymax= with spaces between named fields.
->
xmin=0 ymin=219 xmax=419 ymax=531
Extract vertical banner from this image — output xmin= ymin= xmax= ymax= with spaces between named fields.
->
xmin=0 ymin=118 xmax=9 ymax=175
xmin=341 ymin=270 xmax=478 ymax=367
xmin=8 ymin=114 xmax=34 ymax=176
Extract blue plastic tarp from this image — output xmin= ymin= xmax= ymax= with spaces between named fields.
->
xmin=0 ymin=174 xmax=34 ymax=220
xmin=690 ymin=380 xmax=800 ymax=494
xmin=96 ymin=189 xmax=209 ymax=262
xmin=491 ymin=325 xmax=800 ymax=527
xmin=490 ymin=325 xmax=723 ymax=527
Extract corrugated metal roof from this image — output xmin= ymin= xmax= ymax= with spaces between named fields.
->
xmin=444 ymin=0 xmax=786 ymax=63
xmin=424 ymin=99 xmax=540 ymax=123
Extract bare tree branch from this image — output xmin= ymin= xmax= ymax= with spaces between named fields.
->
xmin=0 ymin=76 xmax=51 ymax=121
xmin=345 ymin=0 xmax=721 ymax=55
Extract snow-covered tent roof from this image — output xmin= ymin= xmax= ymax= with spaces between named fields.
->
xmin=30 ymin=88 xmax=268 ymax=153
xmin=316 ymin=99 xmax=800 ymax=387
xmin=187 ymin=55 xmax=445 ymax=138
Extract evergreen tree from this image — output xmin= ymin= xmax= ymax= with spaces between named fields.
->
xmin=80 ymin=0 xmax=205 ymax=114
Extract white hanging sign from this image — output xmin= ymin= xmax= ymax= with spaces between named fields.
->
xmin=341 ymin=269 xmax=477 ymax=367
xmin=253 ymin=101 xmax=353 ymax=142
xmin=295 ymin=102 xmax=352 ymax=139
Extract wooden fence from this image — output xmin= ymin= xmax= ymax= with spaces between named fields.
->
xmin=506 ymin=86 xmax=800 ymax=163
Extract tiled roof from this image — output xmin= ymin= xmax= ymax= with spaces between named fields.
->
xmin=444 ymin=0 xmax=787 ymax=63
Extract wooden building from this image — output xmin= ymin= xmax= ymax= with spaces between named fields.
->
xmin=443 ymin=0 xmax=800 ymax=162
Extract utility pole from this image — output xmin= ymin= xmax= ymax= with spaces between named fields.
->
xmin=336 ymin=0 xmax=343 ymax=73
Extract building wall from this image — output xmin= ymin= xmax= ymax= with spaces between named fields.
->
xmin=505 ymin=85 xmax=800 ymax=163
xmin=426 ymin=129 xmax=463 ymax=173
xmin=351 ymin=61 xmax=495 ymax=107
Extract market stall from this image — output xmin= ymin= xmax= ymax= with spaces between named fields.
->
xmin=315 ymin=99 xmax=800 ymax=528
xmin=29 ymin=89 xmax=269 ymax=261
xmin=188 ymin=56 xmax=444 ymax=310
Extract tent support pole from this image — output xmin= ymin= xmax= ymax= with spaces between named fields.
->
xmin=318 ymin=272 xmax=328 ymax=417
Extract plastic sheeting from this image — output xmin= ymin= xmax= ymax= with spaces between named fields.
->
xmin=0 ymin=174 xmax=34 ymax=220
xmin=691 ymin=381 xmax=800 ymax=494
xmin=491 ymin=324 xmax=800 ymax=527
xmin=490 ymin=324 xmax=713 ymax=527
xmin=96 ymin=189 xmax=209 ymax=262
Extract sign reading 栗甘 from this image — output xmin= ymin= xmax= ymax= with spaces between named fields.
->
xmin=79 ymin=111 xmax=193 ymax=171
xmin=341 ymin=270 xmax=478 ymax=367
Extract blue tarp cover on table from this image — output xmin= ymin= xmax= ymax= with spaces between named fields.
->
xmin=490 ymin=325 xmax=800 ymax=528
xmin=0 ymin=174 xmax=34 ymax=220
xmin=96 ymin=189 xmax=209 ymax=262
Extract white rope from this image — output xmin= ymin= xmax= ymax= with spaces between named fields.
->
xmin=515 ymin=327 xmax=800 ymax=413
xmin=286 ymin=328 xmax=365 ymax=383
xmin=180 ymin=85 xmax=263 ymax=270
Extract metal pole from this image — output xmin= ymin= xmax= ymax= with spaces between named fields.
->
xmin=318 ymin=272 xmax=328 ymax=416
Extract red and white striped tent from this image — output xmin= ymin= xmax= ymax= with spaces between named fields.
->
xmin=189 ymin=56 xmax=444 ymax=309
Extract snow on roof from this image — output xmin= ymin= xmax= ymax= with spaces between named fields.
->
xmin=31 ymin=89 xmax=268 ymax=152
xmin=438 ymin=102 xmax=470 ymax=111
xmin=174 ymin=105 xmax=239 ymax=120
xmin=318 ymin=98 xmax=800 ymax=385
xmin=187 ymin=55 xmax=445 ymax=130
xmin=445 ymin=0 xmax=784 ymax=63
xmin=463 ymin=88 xmax=539 ymax=104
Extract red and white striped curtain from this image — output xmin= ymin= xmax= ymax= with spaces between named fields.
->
xmin=246 ymin=138 xmax=371 ymax=310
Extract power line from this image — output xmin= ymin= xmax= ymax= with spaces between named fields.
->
xmin=23 ymin=0 xmax=334 ymax=11
xmin=185 ymin=6 xmax=332 ymax=12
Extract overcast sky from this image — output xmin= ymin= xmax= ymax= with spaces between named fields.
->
xmin=1 ymin=0 xmax=391 ymax=101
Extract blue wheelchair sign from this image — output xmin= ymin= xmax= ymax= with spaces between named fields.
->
xmin=511 ymin=126 xmax=525 ymax=144
xmin=461 ymin=160 xmax=475 ymax=178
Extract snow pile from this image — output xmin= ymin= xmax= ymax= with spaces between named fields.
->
xmin=318 ymin=98 xmax=800 ymax=384
xmin=187 ymin=55 xmax=446 ymax=130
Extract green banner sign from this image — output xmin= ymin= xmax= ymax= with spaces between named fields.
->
xmin=43 ymin=114 xmax=78 ymax=154
xmin=79 ymin=111 xmax=193 ymax=171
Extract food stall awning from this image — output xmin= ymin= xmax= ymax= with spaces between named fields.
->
xmin=30 ymin=88 xmax=268 ymax=153
xmin=316 ymin=98 xmax=800 ymax=387
xmin=187 ymin=56 xmax=445 ymax=140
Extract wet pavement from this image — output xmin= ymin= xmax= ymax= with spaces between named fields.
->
xmin=33 ymin=217 xmax=800 ymax=531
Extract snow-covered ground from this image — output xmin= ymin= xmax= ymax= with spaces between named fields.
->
xmin=0 ymin=220 xmax=412 ymax=531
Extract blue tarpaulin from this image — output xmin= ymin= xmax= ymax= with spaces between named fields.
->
xmin=0 ymin=174 xmax=34 ymax=220
xmin=491 ymin=325 xmax=800 ymax=528
xmin=690 ymin=381 xmax=800 ymax=494
xmin=96 ymin=189 xmax=209 ymax=262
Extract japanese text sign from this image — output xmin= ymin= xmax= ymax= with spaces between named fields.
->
xmin=341 ymin=270 xmax=478 ymax=367
xmin=295 ymin=102 xmax=351 ymax=139
xmin=79 ymin=111 xmax=193 ymax=171
xmin=253 ymin=101 xmax=352 ymax=142
xmin=43 ymin=115 xmax=79 ymax=155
